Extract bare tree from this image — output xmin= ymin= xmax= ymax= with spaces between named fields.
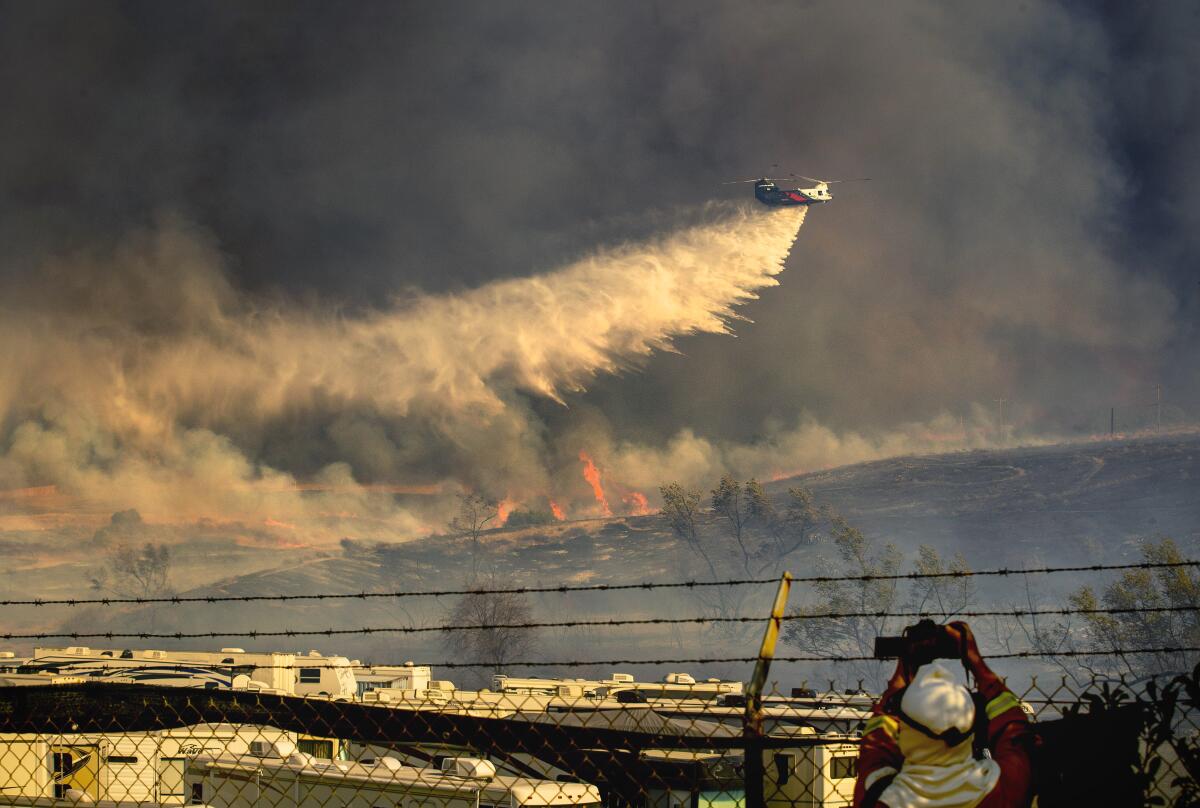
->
xmin=89 ymin=543 xmax=172 ymax=599
xmin=996 ymin=574 xmax=1075 ymax=668
xmin=449 ymin=492 xmax=499 ymax=581
xmin=442 ymin=584 xmax=538 ymax=685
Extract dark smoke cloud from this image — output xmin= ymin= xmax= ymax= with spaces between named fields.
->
xmin=0 ymin=1 xmax=1194 ymax=538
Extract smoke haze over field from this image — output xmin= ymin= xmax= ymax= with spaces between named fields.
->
xmin=0 ymin=2 xmax=1197 ymax=544
xmin=0 ymin=207 xmax=805 ymax=537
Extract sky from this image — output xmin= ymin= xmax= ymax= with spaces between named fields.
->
xmin=0 ymin=1 xmax=1197 ymax=541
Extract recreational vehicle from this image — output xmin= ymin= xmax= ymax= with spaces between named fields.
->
xmin=354 ymin=662 xmax=433 ymax=698
xmin=0 ymin=724 xmax=308 ymax=805
xmin=24 ymin=647 xmax=356 ymax=698
xmin=492 ymin=673 xmax=743 ymax=703
xmin=186 ymin=744 xmax=602 ymax=808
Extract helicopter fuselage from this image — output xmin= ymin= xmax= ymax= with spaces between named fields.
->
xmin=753 ymin=180 xmax=831 ymax=207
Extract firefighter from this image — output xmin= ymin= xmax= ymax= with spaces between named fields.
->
xmin=853 ymin=621 xmax=1033 ymax=808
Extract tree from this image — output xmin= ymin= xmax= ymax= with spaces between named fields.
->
xmin=747 ymin=482 xmax=828 ymax=572
xmin=661 ymin=478 xmax=837 ymax=642
xmin=905 ymin=544 xmax=975 ymax=617
xmin=442 ymin=586 xmax=538 ymax=686
xmin=89 ymin=542 xmax=172 ymax=599
xmin=783 ymin=517 xmax=904 ymax=686
xmin=1068 ymin=538 xmax=1200 ymax=679
xmin=449 ymin=492 xmax=499 ymax=580
xmin=660 ymin=483 xmax=715 ymax=578
xmin=711 ymin=475 xmax=750 ymax=572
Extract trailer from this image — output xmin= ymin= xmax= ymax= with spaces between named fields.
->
xmin=25 ymin=647 xmax=356 ymax=698
xmin=0 ymin=725 xmax=314 ymax=804
xmin=187 ymin=745 xmax=602 ymax=808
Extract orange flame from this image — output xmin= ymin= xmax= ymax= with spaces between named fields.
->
xmin=578 ymin=451 xmax=612 ymax=517
xmin=622 ymin=491 xmax=651 ymax=516
xmin=496 ymin=498 xmax=516 ymax=526
xmin=549 ymin=500 xmax=566 ymax=521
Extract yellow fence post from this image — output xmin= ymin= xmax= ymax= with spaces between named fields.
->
xmin=743 ymin=572 xmax=793 ymax=808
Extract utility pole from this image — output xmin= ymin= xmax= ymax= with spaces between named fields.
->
xmin=994 ymin=397 xmax=1007 ymax=445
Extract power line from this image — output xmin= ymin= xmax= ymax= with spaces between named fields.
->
xmin=4 ymin=559 xmax=1196 ymax=609
xmin=6 ymin=603 xmax=1198 ymax=642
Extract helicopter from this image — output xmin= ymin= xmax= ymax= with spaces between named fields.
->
xmin=725 ymin=172 xmax=869 ymax=207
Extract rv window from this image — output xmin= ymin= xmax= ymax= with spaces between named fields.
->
xmin=298 ymin=739 xmax=334 ymax=759
xmin=774 ymin=753 xmax=797 ymax=786
xmin=190 ymin=783 xmax=204 ymax=804
xmin=204 ymin=682 xmax=218 ymax=690
xmin=120 ymin=650 xmax=133 ymax=659
xmin=830 ymin=755 xmax=857 ymax=780
xmin=299 ymin=667 xmax=322 ymax=683
xmin=160 ymin=758 xmax=186 ymax=798
xmin=108 ymin=756 xmax=138 ymax=764
xmin=101 ymin=651 xmax=113 ymax=657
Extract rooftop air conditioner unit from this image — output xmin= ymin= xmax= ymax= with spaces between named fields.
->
xmin=664 ymin=673 xmax=695 ymax=685
xmin=610 ymin=673 xmax=635 ymax=683
xmin=441 ymin=757 xmax=496 ymax=779
xmin=220 ymin=648 xmax=245 ymax=654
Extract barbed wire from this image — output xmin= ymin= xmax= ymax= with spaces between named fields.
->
xmin=7 ymin=647 xmax=1199 ymax=673
xmin=3 ymin=559 xmax=1196 ymax=609
xmin=5 ymin=602 xmax=1198 ymax=642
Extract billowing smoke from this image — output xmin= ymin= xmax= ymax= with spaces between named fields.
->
xmin=0 ymin=205 xmax=803 ymax=539
xmin=0 ymin=2 xmax=1195 ymax=558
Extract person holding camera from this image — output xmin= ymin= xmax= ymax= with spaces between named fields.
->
xmin=854 ymin=620 xmax=1033 ymax=808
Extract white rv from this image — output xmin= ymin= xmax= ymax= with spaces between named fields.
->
xmin=354 ymin=662 xmax=433 ymax=698
xmin=187 ymin=744 xmax=601 ymax=808
xmin=492 ymin=672 xmax=744 ymax=703
xmin=25 ymin=648 xmax=357 ymax=698
xmin=0 ymin=724 xmax=302 ymax=805
xmin=762 ymin=729 xmax=859 ymax=808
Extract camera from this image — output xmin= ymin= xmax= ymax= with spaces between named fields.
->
xmin=873 ymin=619 xmax=961 ymax=668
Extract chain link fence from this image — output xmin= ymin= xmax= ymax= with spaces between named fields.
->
xmin=0 ymin=662 xmax=1196 ymax=808
xmin=1 ymin=562 xmax=1197 ymax=807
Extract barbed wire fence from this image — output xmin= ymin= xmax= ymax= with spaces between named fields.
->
xmin=0 ymin=564 xmax=1197 ymax=807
